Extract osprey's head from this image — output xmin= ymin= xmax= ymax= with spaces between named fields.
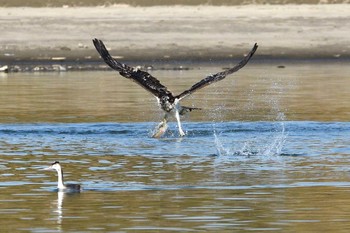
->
xmin=158 ymin=95 xmax=175 ymax=112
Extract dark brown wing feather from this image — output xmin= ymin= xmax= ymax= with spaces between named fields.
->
xmin=93 ymin=38 xmax=174 ymax=100
xmin=175 ymin=43 xmax=258 ymax=100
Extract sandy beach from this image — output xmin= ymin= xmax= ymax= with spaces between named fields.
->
xmin=0 ymin=4 xmax=349 ymax=70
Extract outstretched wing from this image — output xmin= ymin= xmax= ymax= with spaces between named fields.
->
xmin=175 ymin=43 xmax=258 ymax=100
xmin=93 ymin=38 xmax=174 ymax=100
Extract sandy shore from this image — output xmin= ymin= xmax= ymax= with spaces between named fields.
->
xmin=0 ymin=5 xmax=349 ymax=71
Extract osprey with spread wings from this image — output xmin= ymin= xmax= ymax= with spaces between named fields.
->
xmin=93 ymin=39 xmax=258 ymax=137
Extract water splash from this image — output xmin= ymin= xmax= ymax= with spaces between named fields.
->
xmin=213 ymin=121 xmax=287 ymax=157
xmin=213 ymin=77 xmax=288 ymax=158
xmin=213 ymin=129 xmax=230 ymax=157
xmin=261 ymin=121 xmax=287 ymax=157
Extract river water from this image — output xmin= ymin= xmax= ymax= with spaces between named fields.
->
xmin=0 ymin=62 xmax=349 ymax=232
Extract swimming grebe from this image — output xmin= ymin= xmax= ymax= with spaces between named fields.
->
xmin=93 ymin=38 xmax=258 ymax=138
xmin=45 ymin=161 xmax=81 ymax=192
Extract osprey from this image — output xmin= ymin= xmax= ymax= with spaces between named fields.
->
xmin=93 ymin=39 xmax=258 ymax=138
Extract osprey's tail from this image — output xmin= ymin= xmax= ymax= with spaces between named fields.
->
xmin=179 ymin=106 xmax=202 ymax=116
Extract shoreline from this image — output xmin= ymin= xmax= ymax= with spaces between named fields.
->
xmin=0 ymin=0 xmax=349 ymax=7
xmin=1 ymin=57 xmax=349 ymax=73
xmin=0 ymin=5 xmax=349 ymax=72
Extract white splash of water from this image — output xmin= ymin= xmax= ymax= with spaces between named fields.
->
xmin=213 ymin=130 xmax=230 ymax=156
xmin=261 ymin=121 xmax=287 ymax=157
xmin=213 ymin=121 xmax=287 ymax=158
xmin=213 ymin=76 xmax=289 ymax=158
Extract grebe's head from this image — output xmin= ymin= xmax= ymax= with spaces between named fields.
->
xmin=45 ymin=161 xmax=62 ymax=172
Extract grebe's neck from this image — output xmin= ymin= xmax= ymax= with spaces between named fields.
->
xmin=56 ymin=167 xmax=66 ymax=189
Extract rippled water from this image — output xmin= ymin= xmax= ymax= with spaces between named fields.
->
xmin=0 ymin=62 xmax=350 ymax=232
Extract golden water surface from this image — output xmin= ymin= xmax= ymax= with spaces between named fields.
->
xmin=0 ymin=62 xmax=349 ymax=123
xmin=0 ymin=62 xmax=349 ymax=232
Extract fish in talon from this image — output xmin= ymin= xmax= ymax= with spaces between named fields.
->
xmin=152 ymin=118 xmax=168 ymax=138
